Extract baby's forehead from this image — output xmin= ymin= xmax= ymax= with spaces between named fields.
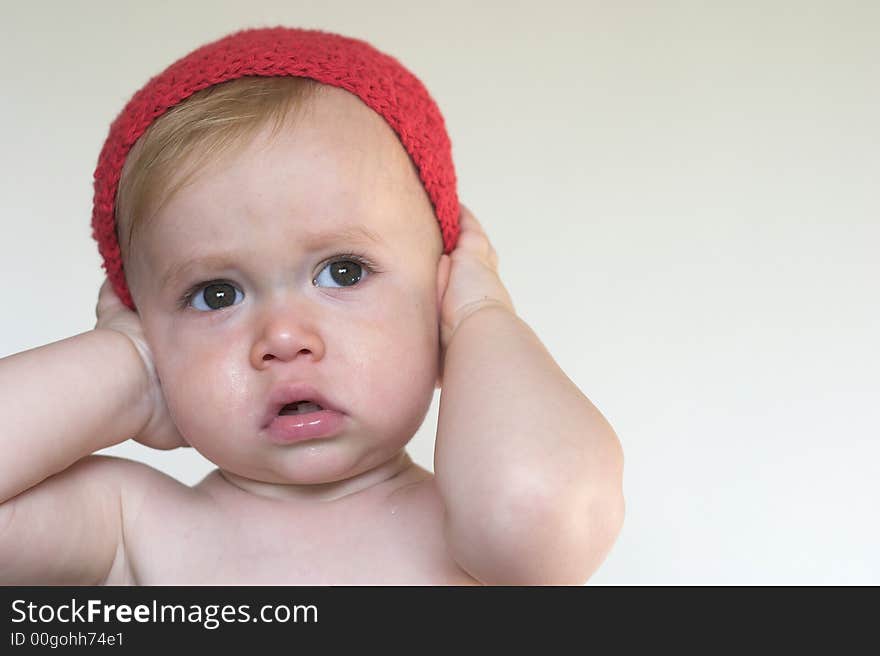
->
xmin=297 ymin=86 xmax=414 ymax=163
xmin=128 ymin=85 xmax=439 ymax=265
xmin=207 ymin=87 xmax=423 ymax=204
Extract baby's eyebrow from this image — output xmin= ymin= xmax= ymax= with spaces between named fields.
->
xmin=159 ymin=224 xmax=383 ymax=290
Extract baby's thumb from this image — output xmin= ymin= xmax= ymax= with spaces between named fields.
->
xmin=96 ymin=278 xmax=126 ymax=319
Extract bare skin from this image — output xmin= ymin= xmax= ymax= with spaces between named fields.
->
xmin=103 ymin=452 xmax=477 ymax=585
xmin=104 ymin=86 xmax=478 ymax=585
xmin=0 ymin=85 xmax=623 ymax=585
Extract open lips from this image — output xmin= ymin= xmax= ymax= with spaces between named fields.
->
xmin=263 ymin=384 xmax=342 ymax=428
xmin=279 ymin=401 xmax=324 ymax=416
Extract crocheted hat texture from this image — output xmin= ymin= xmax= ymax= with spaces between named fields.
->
xmin=92 ymin=26 xmax=459 ymax=310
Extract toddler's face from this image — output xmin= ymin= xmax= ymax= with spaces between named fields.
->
xmin=125 ymin=86 xmax=445 ymax=487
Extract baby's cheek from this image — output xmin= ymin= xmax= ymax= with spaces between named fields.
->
xmin=160 ymin=367 xmax=210 ymax=436
xmin=365 ymin=300 xmax=438 ymax=400
xmin=157 ymin=343 xmax=246 ymax=433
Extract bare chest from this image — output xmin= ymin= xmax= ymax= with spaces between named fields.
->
xmin=121 ymin=475 xmax=478 ymax=586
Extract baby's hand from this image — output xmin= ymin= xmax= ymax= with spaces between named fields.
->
xmin=439 ymin=203 xmax=516 ymax=351
xmin=95 ymin=279 xmax=188 ymax=450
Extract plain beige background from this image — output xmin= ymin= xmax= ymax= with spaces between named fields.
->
xmin=1 ymin=1 xmax=878 ymax=584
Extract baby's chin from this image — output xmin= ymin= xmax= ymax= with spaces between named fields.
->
xmin=214 ymin=450 xmax=413 ymax=502
xmin=197 ymin=437 xmax=409 ymax=488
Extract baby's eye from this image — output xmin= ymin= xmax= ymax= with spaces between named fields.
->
xmin=313 ymin=257 xmax=369 ymax=288
xmin=188 ymin=282 xmax=244 ymax=311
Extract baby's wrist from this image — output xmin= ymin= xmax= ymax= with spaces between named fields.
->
xmin=442 ymin=299 xmax=516 ymax=349
xmin=92 ymin=328 xmax=156 ymax=438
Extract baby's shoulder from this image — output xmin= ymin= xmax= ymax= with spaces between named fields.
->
xmin=0 ymin=454 xmax=200 ymax=585
xmin=84 ymin=453 xmax=201 ymax=516
xmin=99 ymin=456 xmax=234 ymax=585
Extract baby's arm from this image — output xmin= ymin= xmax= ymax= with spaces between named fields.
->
xmin=434 ymin=206 xmax=625 ymax=585
xmin=0 ymin=328 xmax=150 ymax=583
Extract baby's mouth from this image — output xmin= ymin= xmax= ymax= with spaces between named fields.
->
xmin=278 ymin=401 xmax=324 ymax=416
xmin=262 ymin=383 xmax=342 ymax=429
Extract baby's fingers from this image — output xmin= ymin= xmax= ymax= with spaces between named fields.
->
xmin=457 ymin=203 xmax=499 ymax=269
xmin=95 ymin=278 xmax=142 ymax=337
xmin=96 ymin=278 xmax=124 ymax=318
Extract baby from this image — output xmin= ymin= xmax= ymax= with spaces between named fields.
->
xmin=0 ymin=27 xmax=624 ymax=585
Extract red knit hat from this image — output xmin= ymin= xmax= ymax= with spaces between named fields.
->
xmin=91 ymin=26 xmax=460 ymax=310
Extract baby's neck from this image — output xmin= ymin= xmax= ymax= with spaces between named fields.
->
xmin=217 ymin=450 xmax=416 ymax=503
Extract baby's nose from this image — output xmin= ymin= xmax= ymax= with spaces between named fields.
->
xmin=250 ymin=313 xmax=325 ymax=367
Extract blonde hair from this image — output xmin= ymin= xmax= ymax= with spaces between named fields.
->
xmin=116 ymin=76 xmax=323 ymax=258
